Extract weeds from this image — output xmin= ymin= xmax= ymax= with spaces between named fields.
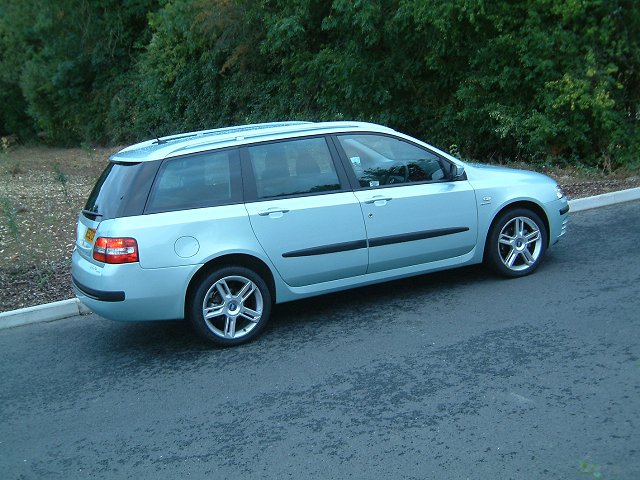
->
xmin=1 ymin=137 xmax=22 ymax=175
xmin=81 ymin=141 xmax=95 ymax=161
xmin=579 ymin=460 xmax=604 ymax=479
xmin=53 ymin=163 xmax=69 ymax=198
xmin=1 ymin=153 xmax=59 ymax=292
xmin=35 ymin=266 xmax=52 ymax=289
xmin=1 ymin=196 xmax=20 ymax=239
xmin=598 ymin=153 xmax=614 ymax=175
xmin=448 ymin=144 xmax=462 ymax=159
xmin=1 ymin=201 xmax=55 ymax=290
xmin=0 ymin=137 xmax=8 ymax=161
xmin=8 ymin=162 xmax=22 ymax=175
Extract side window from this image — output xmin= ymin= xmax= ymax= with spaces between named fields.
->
xmin=336 ymin=134 xmax=448 ymax=188
xmin=146 ymin=149 xmax=238 ymax=213
xmin=248 ymin=137 xmax=341 ymax=199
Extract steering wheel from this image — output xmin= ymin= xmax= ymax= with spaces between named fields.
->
xmin=383 ymin=162 xmax=409 ymax=185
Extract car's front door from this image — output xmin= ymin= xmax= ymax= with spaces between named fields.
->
xmin=243 ymin=137 xmax=368 ymax=287
xmin=334 ymin=133 xmax=478 ymax=274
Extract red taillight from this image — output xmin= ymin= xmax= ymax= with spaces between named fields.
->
xmin=93 ymin=237 xmax=139 ymax=264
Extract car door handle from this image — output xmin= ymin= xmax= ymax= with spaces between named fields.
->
xmin=364 ymin=196 xmax=393 ymax=204
xmin=258 ymin=208 xmax=290 ymax=216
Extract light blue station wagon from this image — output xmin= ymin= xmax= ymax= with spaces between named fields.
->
xmin=72 ymin=121 xmax=569 ymax=346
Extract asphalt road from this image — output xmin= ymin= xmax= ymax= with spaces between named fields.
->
xmin=1 ymin=201 xmax=639 ymax=480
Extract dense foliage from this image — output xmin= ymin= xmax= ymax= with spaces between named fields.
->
xmin=1 ymin=0 xmax=639 ymax=168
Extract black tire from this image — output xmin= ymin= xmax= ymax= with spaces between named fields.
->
xmin=189 ymin=266 xmax=272 ymax=347
xmin=485 ymin=208 xmax=548 ymax=278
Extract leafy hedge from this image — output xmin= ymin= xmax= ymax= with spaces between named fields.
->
xmin=1 ymin=0 xmax=639 ymax=168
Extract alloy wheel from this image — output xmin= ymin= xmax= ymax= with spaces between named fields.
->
xmin=202 ymin=275 xmax=264 ymax=340
xmin=497 ymin=216 xmax=543 ymax=272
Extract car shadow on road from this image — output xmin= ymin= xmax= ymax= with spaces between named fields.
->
xmin=89 ymin=259 xmax=550 ymax=362
xmin=264 ymin=264 xmax=489 ymax=338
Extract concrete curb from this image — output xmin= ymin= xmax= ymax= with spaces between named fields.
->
xmin=568 ymin=186 xmax=640 ymax=212
xmin=0 ymin=298 xmax=92 ymax=330
xmin=1 ymin=187 xmax=639 ymax=332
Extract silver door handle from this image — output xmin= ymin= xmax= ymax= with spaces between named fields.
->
xmin=258 ymin=209 xmax=290 ymax=216
xmin=364 ymin=196 xmax=393 ymax=204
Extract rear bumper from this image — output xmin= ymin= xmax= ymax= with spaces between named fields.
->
xmin=71 ymin=249 xmax=196 ymax=321
xmin=72 ymin=276 xmax=125 ymax=302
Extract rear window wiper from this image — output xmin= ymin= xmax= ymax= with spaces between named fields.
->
xmin=82 ymin=209 xmax=103 ymax=219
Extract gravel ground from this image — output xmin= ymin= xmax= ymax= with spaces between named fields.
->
xmin=558 ymin=177 xmax=640 ymax=199
xmin=1 ymin=146 xmax=115 ymax=312
xmin=1 ymin=145 xmax=639 ymax=312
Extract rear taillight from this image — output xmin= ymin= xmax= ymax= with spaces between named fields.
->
xmin=93 ymin=237 xmax=139 ymax=264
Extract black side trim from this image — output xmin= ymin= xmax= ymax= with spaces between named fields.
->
xmin=72 ymin=277 xmax=125 ymax=302
xmin=282 ymin=240 xmax=367 ymax=258
xmin=369 ymin=227 xmax=469 ymax=248
xmin=559 ymin=205 xmax=570 ymax=215
xmin=281 ymin=227 xmax=469 ymax=258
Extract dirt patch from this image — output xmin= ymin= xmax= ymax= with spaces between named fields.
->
xmin=1 ymin=146 xmax=117 ymax=311
xmin=559 ymin=177 xmax=640 ymax=198
xmin=1 ymin=145 xmax=639 ymax=312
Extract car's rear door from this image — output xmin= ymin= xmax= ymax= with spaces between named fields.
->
xmin=243 ymin=136 xmax=368 ymax=287
xmin=76 ymin=160 xmax=158 ymax=263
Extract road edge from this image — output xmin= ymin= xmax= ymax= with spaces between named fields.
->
xmin=568 ymin=186 xmax=640 ymax=212
xmin=2 ymin=186 xmax=640 ymax=331
xmin=0 ymin=298 xmax=92 ymax=330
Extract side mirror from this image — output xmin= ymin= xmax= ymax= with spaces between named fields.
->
xmin=451 ymin=163 xmax=465 ymax=180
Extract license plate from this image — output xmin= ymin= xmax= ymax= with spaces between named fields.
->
xmin=84 ymin=228 xmax=96 ymax=243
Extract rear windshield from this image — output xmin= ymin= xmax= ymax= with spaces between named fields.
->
xmin=84 ymin=162 xmax=147 ymax=220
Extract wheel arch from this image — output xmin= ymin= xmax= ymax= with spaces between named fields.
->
xmin=184 ymin=253 xmax=277 ymax=319
xmin=483 ymin=200 xmax=550 ymax=261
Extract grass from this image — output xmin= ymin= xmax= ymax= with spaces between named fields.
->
xmin=1 ymin=196 xmax=19 ymax=239
xmin=53 ymin=163 xmax=69 ymax=198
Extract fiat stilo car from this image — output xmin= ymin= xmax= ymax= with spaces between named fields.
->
xmin=72 ymin=121 xmax=569 ymax=346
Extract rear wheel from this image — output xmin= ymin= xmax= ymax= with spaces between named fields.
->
xmin=485 ymin=208 xmax=547 ymax=278
xmin=189 ymin=266 xmax=272 ymax=346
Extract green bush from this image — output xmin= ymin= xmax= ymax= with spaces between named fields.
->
xmin=0 ymin=0 xmax=158 ymax=144
xmin=1 ymin=0 xmax=638 ymax=168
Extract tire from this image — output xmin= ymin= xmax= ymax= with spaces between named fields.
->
xmin=485 ymin=208 xmax=548 ymax=278
xmin=189 ymin=266 xmax=272 ymax=346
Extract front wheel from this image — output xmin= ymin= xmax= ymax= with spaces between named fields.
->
xmin=189 ymin=266 xmax=272 ymax=346
xmin=485 ymin=208 xmax=548 ymax=278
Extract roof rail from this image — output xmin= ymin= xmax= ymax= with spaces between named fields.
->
xmin=152 ymin=121 xmax=312 ymax=145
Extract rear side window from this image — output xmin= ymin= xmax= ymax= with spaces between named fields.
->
xmin=145 ymin=149 xmax=240 ymax=213
xmin=247 ymin=137 xmax=341 ymax=199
